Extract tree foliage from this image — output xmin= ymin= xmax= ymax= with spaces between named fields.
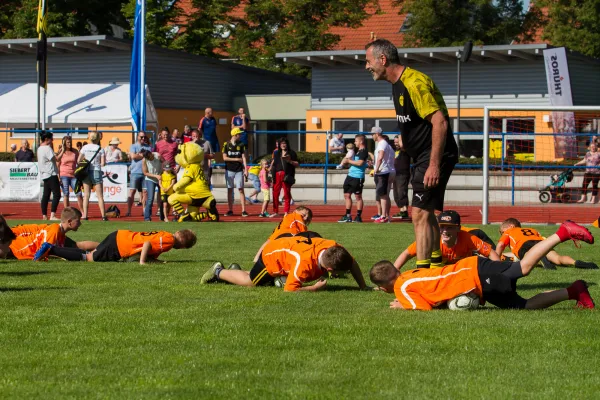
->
xmin=122 ymin=0 xmax=182 ymax=48
xmin=536 ymin=0 xmax=600 ymax=58
xmin=395 ymin=0 xmax=540 ymax=47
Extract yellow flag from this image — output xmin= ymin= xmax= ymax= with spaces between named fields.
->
xmin=36 ymin=0 xmax=48 ymax=38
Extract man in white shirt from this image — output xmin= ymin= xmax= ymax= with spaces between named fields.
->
xmin=371 ymin=127 xmax=395 ymax=223
xmin=329 ymin=133 xmax=345 ymax=154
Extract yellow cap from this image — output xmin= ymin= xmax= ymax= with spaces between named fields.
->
xmin=231 ymin=127 xmax=244 ymax=136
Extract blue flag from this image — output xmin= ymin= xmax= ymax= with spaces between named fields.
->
xmin=130 ymin=0 xmax=145 ymax=131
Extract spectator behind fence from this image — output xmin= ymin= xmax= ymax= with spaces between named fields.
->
xmin=16 ymin=139 xmax=34 ymax=162
xmin=172 ymin=128 xmax=184 ymax=145
xmin=104 ymin=137 xmax=123 ymax=163
xmin=160 ymin=163 xmax=176 ymax=222
xmin=371 ymin=127 xmax=396 ymax=223
xmin=392 ymin=134 xmax=410 ymax=219
xmin=10 ymin=144 xmax=17 ymax=153
xmin=56 ymin=135 xmax=83 ymax=210
xmin=258 ymin=159 xmax=272 ymax=218
xmin=182 ymin=126 xmax=192 ymax=143
xmin=272 ymin=137 xmax=298 ymax=217
xmin=576 ymin=141 xmax=600 ymax=204
xmin=37 ymin=131 xmax=61 ymax=220
xmin=329 ymin=132 xmax=345 ymax=154
xmin=126 ymin=131 xmax=152 ymax=217
xmin=191 ymin=128 xmax=214 ymax=184
xmin=199 ymin=108 xmax=219 ymax=154
xmin=79 ymin=132 xmax=107 ymax=221
xmin=231 ymin=107 xmax=250 ymax=147
xmin=154 ymin=127 xmax=178 ymax=167
xmin=142 ymin=150 xmax=164 ymax=221
xmin=223 ymin=127 xmax=248 ymax=217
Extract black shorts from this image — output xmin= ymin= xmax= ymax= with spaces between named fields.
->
xmin=468 ymin=229 xmax=495 ymax=247
xmin=63 ymin=236 xmax=77 ymax=248
xmin=374 ymin=173 xmax=393 ymax=197
xmin=249 ymin=254 xmax=275 ymax=286
xmin=411 ymin=156 xmax=456 ymax=211
xmin=477 ymin=257 xmax=527 ymax=309
xmin=274 ymin=231 xmax=322 ymax=240
xmin=161 ymin=194 xmax=169 ymax=203
xmin=517 ymin=240 xmax=541 ymax=260
xmin=92 ymin=231 xmax=122 ymax=262
xmin=343 ymin=176 xmax=365 ymax=195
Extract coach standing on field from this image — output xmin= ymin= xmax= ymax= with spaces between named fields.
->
xmin=365 ymin=39 xmax=458 ymax=269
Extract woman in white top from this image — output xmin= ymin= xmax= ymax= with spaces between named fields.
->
xmin=104 ymin=137 xmax=123 ymax=163
xmin=141 ymin=150 xmax=164 ymax=221
xmin=78 ymin=131 xmax=107 ymax=221
xmin=37 ymin=131 xmax=61 ymax=220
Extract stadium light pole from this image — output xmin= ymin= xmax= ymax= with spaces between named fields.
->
xmin=456 ymin=41 xmax=473 ymax=156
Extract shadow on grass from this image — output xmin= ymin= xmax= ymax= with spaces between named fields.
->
xmin=0 ymin=270 xmax=57 ymax=277
xmin=324 ymin=285 xmax=362 ymax=292
xmin=0 ymin=286 xmax=73 ymax=292
xmin=518 ymin=281 xmax=597 ymax=290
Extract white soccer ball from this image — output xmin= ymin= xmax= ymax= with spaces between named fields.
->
xmin=447 ymin=293 xmax=480 ymax=311
xmin=274 ymin=276 xmax=287 ymax=288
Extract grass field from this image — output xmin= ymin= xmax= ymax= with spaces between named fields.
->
xmin=1 ymin=220 xmax=599 ymax=399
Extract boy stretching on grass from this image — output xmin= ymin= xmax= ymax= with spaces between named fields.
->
xmin=370 ymin=220 xmax=595 ymax=310
xmin=200 ymin=235 xmax=369 ymax=292
xmin=7 ymin=207 xmax=98 ymax=260
xmin=34 ymin=229 xmax=196 ymax=265
xmin=497 ymin=218 xmax=598 ymax=270
xmin=394 ymin=210 xmax=500 ymax=270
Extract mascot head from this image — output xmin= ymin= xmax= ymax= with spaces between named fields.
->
xmin=175 ymin=142 xmax=204 ymax=168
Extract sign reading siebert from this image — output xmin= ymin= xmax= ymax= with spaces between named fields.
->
xmin=0 ymin=162 xmax=40 ymax=201
xmin=543 ymin=47 xmax=576 ymax=159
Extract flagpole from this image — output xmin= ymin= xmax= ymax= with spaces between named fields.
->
xmin=36 ymin=65 xmax=40 ymax=148
xmin=139 ymin=0 xmax=145 ymax=133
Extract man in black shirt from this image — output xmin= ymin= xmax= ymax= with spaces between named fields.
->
xmin=15 ymin=139 xmax=35 ymax=162
xmin=392 ymin=135 xmax=410 ymax=220
xmin=222 ymin=128 xmax=248 ymax=217
xmin=365 ymin=38 xmax=458 ymax=269
xmin=339 ymin=134 xmax=369 ymax=223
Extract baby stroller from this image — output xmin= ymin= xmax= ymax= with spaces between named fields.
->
xmin=539 ymin=168 xmax=574 ymax=203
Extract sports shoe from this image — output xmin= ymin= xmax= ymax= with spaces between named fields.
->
xmin=178 ymin=213 xmax=193 ymax=222
xmin=575 ymin=260 xmax=599 ymax=269
xmin=371 ymin=214 xmax=381 ymax=220
xmin=570 ymin=280 xmax=595 ymax=309
xmin=228 ymin=263 xmax=242 ymax=270
xmin=557 ymin=220 xmax=594 ymax=246
xmin=290 ymin=199 xmax=295 ymax=205
xmin=374 ymin=216 xmax=390 ymax=224
xmin=200 ymin=262 xmax=224 ymax=284
xmin=353 ymin=215 xmax=363 ymax=223
xmin=269 ymin=213 xmax=279 ymax=218
xmin=338 ymin=215 xmax=352 ymax=223
xmin=33 ymin=242 xmax=54 ymax=262
xmin=541 ymin=256 xmax=557 ymax=270
xmin=335 ymin=165 xmax=343 ymax=170
xmin=252 ymin=199 xmax=261 ymax=204
xmin=392 ymin=211 xmax=409 ymax=219
xmin=241 ymin=211 xmax=249 ymax=217
xmin=224 ymin=210 xmax=234 ymax=217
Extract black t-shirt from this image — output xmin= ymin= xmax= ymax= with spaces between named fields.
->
xmin=15 ymin=149 xmax=34 ymax=162
xmin=394 ymin=150 xmax=410 ymax=173
xmin=392 ymin=67 xmax=458 ymax=163
xmin=273 ymin=149 xmax=298 ymax=176
xmin=222 ymin=141 xmax=246 ymax=172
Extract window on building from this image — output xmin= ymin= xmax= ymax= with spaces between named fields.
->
xmin=399 ymin=14 xmax=412 ymax=32
xmin=378 ymin=119 xmax=398 ymax=134
xmin=333 ymin=120 xmax=360 ymax=134
xmin=297 ymin=121 xmax=306 ymax=151
xmin=505 ymin=118 xmax=535 ymax=158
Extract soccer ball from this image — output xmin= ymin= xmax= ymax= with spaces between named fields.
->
xmin=447 ymin=293 xmax=480 ymax=311
xmin=274 ymin=276 xmax=287 ymax=288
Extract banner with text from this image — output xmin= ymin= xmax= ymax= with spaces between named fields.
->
xmin=69 ymin=164 xmax=128 ymax=203
xmin=0 ymin=162 xmax=41 ymax=201
xmin=543 ymin=47 xmax=576 ymax=159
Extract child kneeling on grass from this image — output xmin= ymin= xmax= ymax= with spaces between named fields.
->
xmin=370 ymin=220 xmax=595 ymax=310
xmin=33 ymin=229 xmax=196 ymax=265
xmin=200 ymin=235 xmax=369 ymax=292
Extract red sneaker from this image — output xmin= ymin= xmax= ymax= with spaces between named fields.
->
xmin=557 ymin=220 xmax=594 ymax=247
xmin=570 ymin=280 xmax=595 ymax=309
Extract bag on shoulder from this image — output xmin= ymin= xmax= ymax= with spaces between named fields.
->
xmin=105 ymin=205 xmax=121 ymax=218
xmin=283 ymin=174 xmax=295 ymax=185
xmin=74 ymin=146 xmax=102 ymax=181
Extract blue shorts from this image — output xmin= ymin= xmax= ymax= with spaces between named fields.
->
xmin=226 ymin=170 xmax=244 ymax=189
xmin=60 ymin=176 xmax=81 ymax=196
xmin=83 ymin=169 xmax=103 ymax=186
xmin=206 ymin=137 xmax=220 ymax=154
xmin=129 ymin=173 xmax=144 ymax=191
xmin=248 ymin=173 xmax=260 ymax=191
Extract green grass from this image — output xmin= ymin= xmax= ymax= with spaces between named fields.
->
xmin=1 ymin=221 xmax=599 ymax=399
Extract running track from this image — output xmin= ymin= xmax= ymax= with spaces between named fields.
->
xmin=1 ymin=202 xmax=598 ymax=225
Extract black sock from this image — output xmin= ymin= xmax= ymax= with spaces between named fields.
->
xmin=50 ymin=246 xmax=87 ymax=261
xmin=357 ymin=209 xmax=363 ymax=217
xmin=345 ymin=209 xmax=351 ymax=216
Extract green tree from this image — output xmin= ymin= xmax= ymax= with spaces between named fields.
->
xmin=122 ymin=0 xmax=182 ymax=48
xmin=536 ymin=0 xmax=600 ymax=58
xmin=1 ymin=0 xmax=127 ymax=39
xmin=396 ymin=0 xmax=539 ymax=47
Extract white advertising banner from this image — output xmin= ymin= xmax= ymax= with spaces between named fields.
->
xmin=69 ymin=164 xmax=128 ymax=203
xmin=543 ymin=47 xmax=576 ymax=158
xmin=0 ymin=162 xmax=41 ymax=201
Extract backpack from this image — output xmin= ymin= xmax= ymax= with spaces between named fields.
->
xmin=105 ymin=205 xmax=121 ymax=218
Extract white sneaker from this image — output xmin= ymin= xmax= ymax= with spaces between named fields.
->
xmin=336 ymin=165 xmax=342 ymax=170
xmin=290 ymin=199 xmax=295 ymax=205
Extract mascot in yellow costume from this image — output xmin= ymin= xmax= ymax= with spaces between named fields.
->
xmin=168 ymin=142 xmax=219 ymax=222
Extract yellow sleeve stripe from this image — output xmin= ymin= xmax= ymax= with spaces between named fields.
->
xmin=401 ymin=68 xmax=448 ymax=120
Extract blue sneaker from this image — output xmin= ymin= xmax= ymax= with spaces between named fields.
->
xmin=33 ymin=242 xmax=54 ymax=261
xmin=371 ymin=214 xmax=381 ymax=220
